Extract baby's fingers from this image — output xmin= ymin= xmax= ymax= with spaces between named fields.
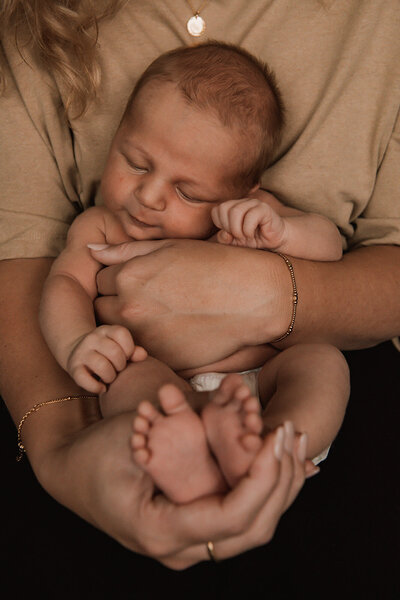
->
xmin=223 ymin=203 xmax=249 ymax=240
xmin=212 ymin=206 xmax=237 ymax=244
xmin=73 ymin=370 xmax=105 ymax=394
xmin=71 ymin=353 xmax=118 ymax=394
xmin=241 ymin=204 xmax=272 ymax=239
xmin=211 ymin=200 xmax=243 ymax=234
xmin=214 ymin=199 xmax=264 ymax=241
xmin=211 ymin=205 xmax=224 ymax=230
xmin=101 ymin=325 xmax=135 ymax=359
xmin=131 ymin=345 xmax=148 ymax=362
xmin=92 ymin=335 xmax=131 ymax=373
xmin=100 ymin=326 xmax=147 ymax=364
xmin=215 ymin=230 xmax=234 ymax=245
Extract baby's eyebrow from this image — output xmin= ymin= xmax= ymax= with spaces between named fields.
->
xmin=119 ymin=139 xmax=148 ymax=157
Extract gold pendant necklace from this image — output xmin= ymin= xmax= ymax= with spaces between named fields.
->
xmin=186 ymin=0 xmax=210 ymax=37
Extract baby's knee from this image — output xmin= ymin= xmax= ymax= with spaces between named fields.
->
xmin=283 ymin=343 xmax=349 ymax=388
xmin=288 ymin=342 xmax=346 ymax=366
xmin=308 ymin=343 xmax=348 ymax=375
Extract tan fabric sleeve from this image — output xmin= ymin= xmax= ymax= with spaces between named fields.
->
xmin=0 ymin=42 xmax=82 ymax=260
xmin=349 ymin=107 xmax=400 ymax=249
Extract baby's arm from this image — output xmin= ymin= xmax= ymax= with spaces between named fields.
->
xmin=211 ymin=191 xmax=343 ymax=261
xmin=40 ymin=207 xmax=146 ymax=394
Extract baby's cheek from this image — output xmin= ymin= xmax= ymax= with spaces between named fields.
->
xmin=102 ymin=169 xmax=130 ymax=207
xmin=190 ymin=217 xmax=216 ymax=240
xmin=100 ymin=178 xmax=117 ymax=208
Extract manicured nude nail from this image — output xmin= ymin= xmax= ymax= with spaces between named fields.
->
xmin=297 ymin=432 xmax=308 ymax=463
xmin=274 ymin=426 xmax=285 ymax=461
xmin=87 ymin=243 xmax=110 ymax=250
xmin=283 ymin=421 xmax=294 ymax=453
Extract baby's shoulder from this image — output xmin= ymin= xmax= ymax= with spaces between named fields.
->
xmin=68 ymin=205 xmax=108 ymax=232
xmin=68 ymin=206 xmax=129 ymax=245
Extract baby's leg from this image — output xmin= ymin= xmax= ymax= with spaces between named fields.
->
xmin=100 ymin=356 xmax=193 ymax=417
xmin=258 ymin=344 xmax=350 ymax=460
xmin=202 ymin=374 xmax=264 ymax=487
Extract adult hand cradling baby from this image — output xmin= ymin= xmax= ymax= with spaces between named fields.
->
xmin=45 ymin=413 xmax=307 ymax=569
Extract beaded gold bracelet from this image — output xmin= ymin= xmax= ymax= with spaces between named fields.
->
xmin=16 ymin=395 xmax=97 ymax=462
xmin=270 ymin=252 xmax=299 ymax=343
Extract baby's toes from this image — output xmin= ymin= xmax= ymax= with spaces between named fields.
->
xmin=131 ymin=431 xmax=146 ymax=450
xmin=242 ymin=396 xmax=261 ymax=414
xmin=158 ymin=384 xmax=192 ymax=415
xmin=243 ymin=410 xmax=264 ymax=434
xmin=132 ymin=414 xmax=150 ymax=435
xmin=240 ymin=432 xmax=263 ymax=452
xmin=131 ymin=443 xmax=151 ymax=466
xmin=212 ymin=373 xmax=244 ymax=405
xmin=137 ymin=400 xmax=163 ymax=425
xmin=232 ymin=384 xmax=253 ymax=404
xmin=131 ymin=428 xmax=152 ymax=465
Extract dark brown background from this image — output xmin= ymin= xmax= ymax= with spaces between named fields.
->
xmin=1 ymin=341 xmax=399 ymax=599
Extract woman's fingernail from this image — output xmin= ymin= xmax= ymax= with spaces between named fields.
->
xmin=87 ymin=243 xmax=110 ymax=250
xmin=306 ymin=466 xmax=320 ymax=479
xmin=298 ymin=432 xmax=308 ymax=463
xmin=284 ymin=421 xmax=294 ymax=453
xmin=274 ymin=426 xmax=285 ymax=461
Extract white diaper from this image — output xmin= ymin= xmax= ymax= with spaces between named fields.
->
xmin=190 ymin=368 xmax=261 ymax=396
xmin=189 ymin=369 xmax=329 ymax=466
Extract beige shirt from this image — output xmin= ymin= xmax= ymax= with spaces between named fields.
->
xmin=1 ymin=0 xmax=400 ymax=259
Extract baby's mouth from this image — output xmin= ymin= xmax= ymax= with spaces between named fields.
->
xmin=128 ymin=213 xmax=154 ymax=228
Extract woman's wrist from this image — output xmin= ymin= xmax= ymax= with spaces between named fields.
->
xmin=16 ymin=393 xmax=101 ymax=476
xmin=248 ymin=249 xmax=295 ymax=345
xmin=269 ymin=253 xmax=299 ymax=343
xmin=276 ymin=245 xmax=400 ymax=350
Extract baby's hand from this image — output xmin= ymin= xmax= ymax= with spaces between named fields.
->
xmin=211 ymin=198 xmax=286 ymax=249
xmin=67 ymin=325 xmax=148 ymax=394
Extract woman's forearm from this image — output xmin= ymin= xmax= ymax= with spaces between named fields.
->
xmin=0 ymin=258 xmax=100 ymax=474
xmin=284 ymin=245 xmax=400 ymax=350
xmin=91 ymin=240 xmax=400 ymax=365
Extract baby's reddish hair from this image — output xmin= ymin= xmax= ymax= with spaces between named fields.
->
xmin=124 ymin=42 xmax=285 ymax=189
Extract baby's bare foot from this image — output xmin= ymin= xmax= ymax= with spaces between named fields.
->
xmin=202 ymin=373 xmax=263 ymax=487
xmin=131 ymin=383 xmax=227 ymax=504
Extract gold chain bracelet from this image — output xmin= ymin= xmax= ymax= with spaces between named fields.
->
xmin=16 ymin=395 xmax=97 ymax=462
xmin=270 ymin=252 xmax=299 ymax=343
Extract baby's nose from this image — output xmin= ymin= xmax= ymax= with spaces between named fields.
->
xmin=135 ymin=179 xmax=166 ymax=211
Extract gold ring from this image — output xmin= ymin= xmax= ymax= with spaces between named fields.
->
xmin=206 ymin=541 xmax=218 ymax=562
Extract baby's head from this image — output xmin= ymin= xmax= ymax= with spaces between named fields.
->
xmin=101 ymin=42 xmax=284 ymax=240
